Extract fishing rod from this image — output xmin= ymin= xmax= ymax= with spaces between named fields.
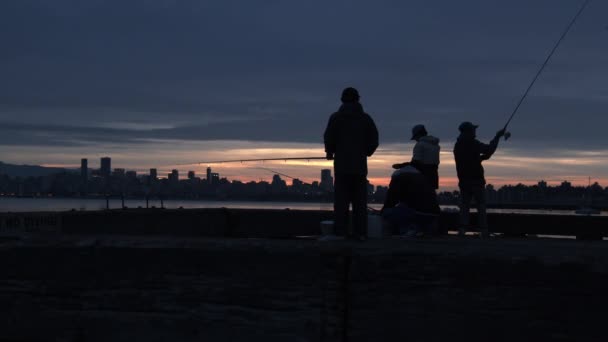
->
xmin=182 ymin=156 xmax=327 ymax=165
xmin=502 ymin=0 xmax=591 ymax=139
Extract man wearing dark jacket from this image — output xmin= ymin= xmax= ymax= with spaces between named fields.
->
xmin=453 ymin=121 xmax=505 ymax=237
xmin=324 ymin=87 xmax=379 ymax=240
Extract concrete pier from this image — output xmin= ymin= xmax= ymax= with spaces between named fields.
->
xmin=0 ymin=231 xmax=607 ymax=341
xmin=0 ymin=209 xmax=607 ymax=340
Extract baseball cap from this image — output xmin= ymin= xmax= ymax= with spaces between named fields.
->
xmin=341 ymin=87 xmax=360 ymax=103
xmin=458 ymin=121 xmax=479 ymax=132
xmin=410 ymin=124 xmax=427 ymax=140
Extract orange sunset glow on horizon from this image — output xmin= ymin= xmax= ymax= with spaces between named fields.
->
xmin=31 ymin=139 xmax=608 ymax=191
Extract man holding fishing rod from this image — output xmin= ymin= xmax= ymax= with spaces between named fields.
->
xmin=324 ymin=87 xmax=379 ymax=241
xmin=450 ymin=0 xmax=590 ymax=238
xmin=454 ymin=122 xmax=506 ymax=238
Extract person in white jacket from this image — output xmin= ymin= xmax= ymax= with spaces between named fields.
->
xmin=392 ymin=124 xmax=440 ymax=189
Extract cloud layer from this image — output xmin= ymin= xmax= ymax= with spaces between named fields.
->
xmin=1 ymin=0 xmax=607 ymax=187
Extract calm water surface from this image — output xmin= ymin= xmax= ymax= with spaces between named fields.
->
xmin=0 ymin=197 xmax=605 ymax=216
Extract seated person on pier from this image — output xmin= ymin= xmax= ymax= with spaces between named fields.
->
xmin=392 ymin=124 xmax=440 ymax=190
xmin=381 ymin=165 xmax=440 ymax=238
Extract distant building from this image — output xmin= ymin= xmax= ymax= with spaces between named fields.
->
xmin=100 ymin=157 xmax=111 ymax=177
xmin=320 ymin=169 xmax=334 ymax=192
xmin=80 ymin=158 xmax=88 ymax=181
xmin=207 ymin=167 xmax=212 ymax=184
xmin=366 ymin=180 xmax=374 ymax=195
xmin=113 ymin=168 xmax=125 ymax=177
xmin=80 ymin=158 xmax=88 ymax=195
xmin=292 ymin=178 xmax=303 ymax=192
xmin=126 ymin=171 xmax=137 ymax=179
xmin=271 ymin=174 xmax=287 ymax=193
xmin=149 ymin=168 xmax=158 ymax=180
xmin=168 ymin=169 xmax=179 ymax=182
xmin=188 ymin=171 xmax=196 ymax=180
xmin=211 ymin=173 xmax=220 ymax=184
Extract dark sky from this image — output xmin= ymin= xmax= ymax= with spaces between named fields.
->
xmin=0 ymin=0 xmax=606 ymax=186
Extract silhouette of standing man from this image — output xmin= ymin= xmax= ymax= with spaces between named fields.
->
xmin=453 ymin=122 xmax=505 ymax=238
xmin=324 ymin=87 xmax=379 ymax=240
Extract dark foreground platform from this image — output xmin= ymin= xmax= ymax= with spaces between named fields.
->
xmin=1 ymin=233 xmax=607 ymax=341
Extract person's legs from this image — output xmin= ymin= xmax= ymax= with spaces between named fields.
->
xmin=472 ymin=185 xmax=488 ymax=237
xmin=333 ymin=174 xmax=350 ymax=237
xmin=459 ymin=185 xmax=473 ymax=235
xmin=351 ymin=175 xmax=368 ymax=238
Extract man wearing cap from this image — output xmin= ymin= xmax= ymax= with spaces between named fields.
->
xmin=453 ymin=122 xmax=505 ymax=237
xmin=324 ymin=87 xmax=379 ymax=241
xmin=392 ymin=124 xmax=440 ymax=189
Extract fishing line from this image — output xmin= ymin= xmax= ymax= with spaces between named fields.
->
xmin=249 ymin=166 xmax=297 ymax=179
xmin=169 ymin=156 xmax=327 ymax=166
xmin=503 ymin=0 xmax=591 ymax=134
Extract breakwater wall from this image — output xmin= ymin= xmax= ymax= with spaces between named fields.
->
xmin=1 ymin=208 xmax=607 ymax=239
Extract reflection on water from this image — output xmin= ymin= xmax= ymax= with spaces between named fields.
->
xmin=0 ymin=197 xmax=605 ymax=216
xmin=0 ymin=197 xmax=337 ymax=212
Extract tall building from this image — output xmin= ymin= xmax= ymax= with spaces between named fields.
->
xmin=100 ymin=157 xmax=111 ymax=177
xmin=188 ymin=171 xmax=196 ymax=180
xmin=271 ymin=174 xmax=287 ymax=192
xmin=80 ymin=158 xmax=88 ymax=181
xmin=149 ymin=168 xmax=158 ymax=180
xmin=207 ymin=167 xmax=212 ymax=184
xmin=292 ymin=178 xmax=303 ymax=188
xmin=80 ymin=158 xmax=88 ymax=195
xmin=320 ymin=169 xmax=334 ymax=192
xmin=168 ymin=169 xmax=179 ymax=182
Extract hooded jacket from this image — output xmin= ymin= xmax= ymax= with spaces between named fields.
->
xmin=324 ymin=103 xmax=379 ymax=176
xmin=405 ymin=135 xmax=441 ymax=189
xmin=412 ymin=136 xmax=440 ymax=165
